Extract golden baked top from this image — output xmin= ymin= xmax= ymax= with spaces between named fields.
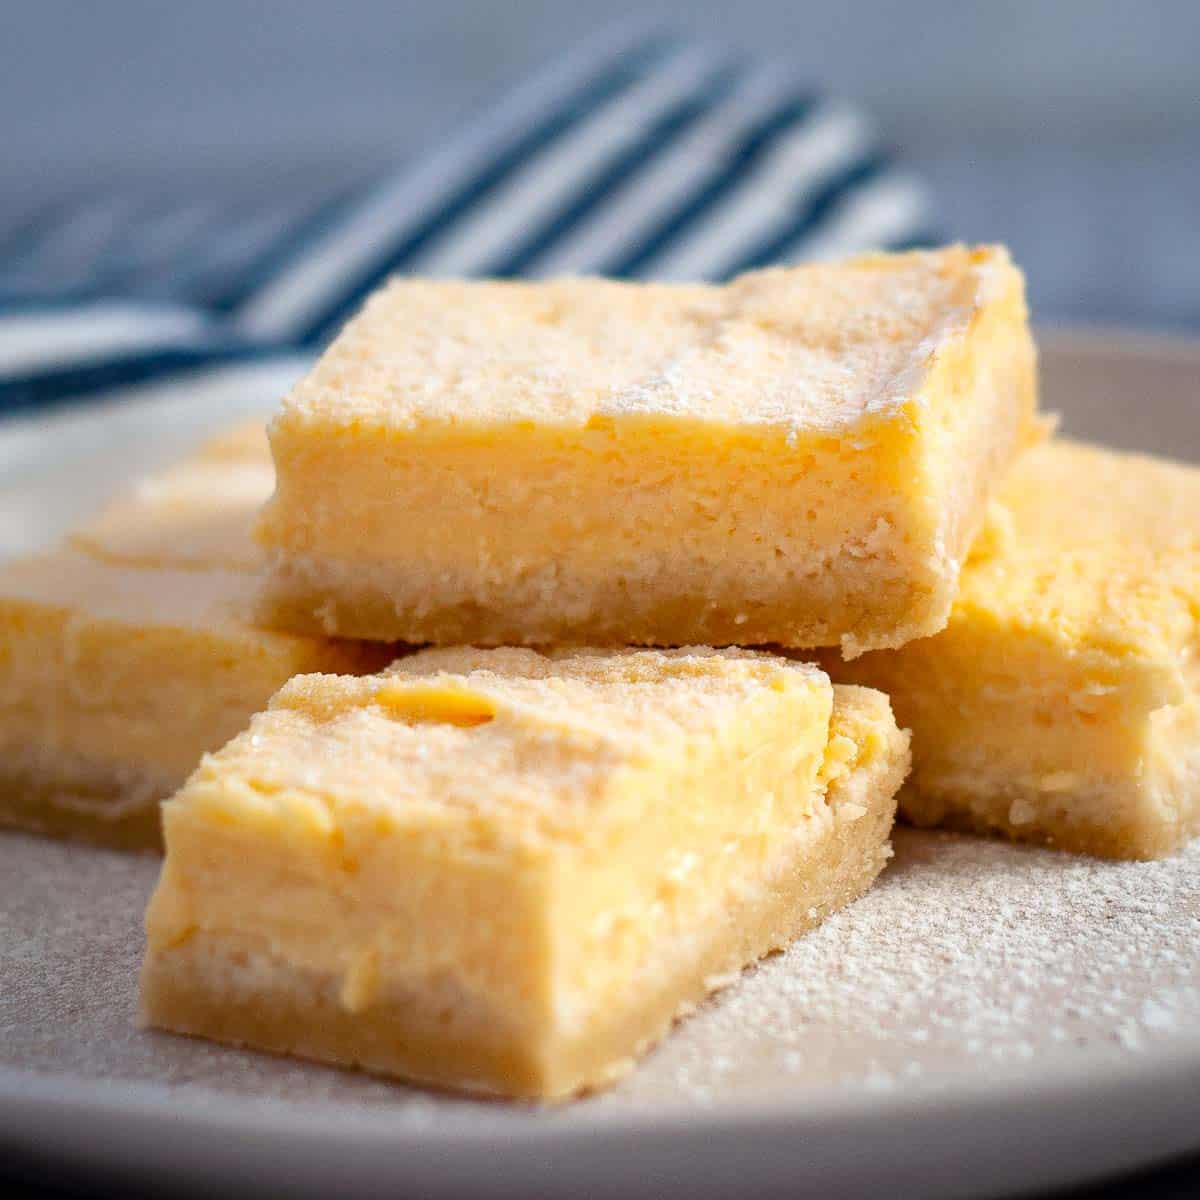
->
xmin=0 ymin=548 xmax=262 ymax=633
xmin=194 ymin=420 xmax=272 ymax=463
xmin=275 ymin=245 xmax=1023 ymax=436
xmin=178 ymin=647 xmax=835 ymax=842
xmin=960 ymin=439 xmax=1200 ymax=689
xmin=70 ymin=455 xmax=274 ymax=573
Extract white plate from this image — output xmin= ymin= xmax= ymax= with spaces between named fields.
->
xmin=2 ymin=332 xmax=1199 ymax=1200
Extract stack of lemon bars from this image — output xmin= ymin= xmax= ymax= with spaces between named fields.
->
xmin=3 ymin=246 xmax=1197 ymax=1100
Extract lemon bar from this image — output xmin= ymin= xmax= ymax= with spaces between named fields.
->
xmin=70 ymin=447 xmax=275 ymax=572
xmin=257 ymin=246 xmax=1040 ymax=655
xmin=0 ymin=434 xmax=388 ymax=851
xmin=824 ymin=440 xmax=1200 ymax=860
xmin=191 ymin=418 xmax=272 ymax=463
xmin=141 ymin=647 xmax=909 ymax=1099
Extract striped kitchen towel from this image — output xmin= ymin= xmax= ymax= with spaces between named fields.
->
xmin=0 ymin=25 xmax=935 ymax=413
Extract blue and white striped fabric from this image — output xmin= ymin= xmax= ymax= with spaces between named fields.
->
xmin=0 ymin=26 xmax=935 ymax=414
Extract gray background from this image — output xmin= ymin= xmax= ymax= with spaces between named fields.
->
xmin=4 ymin=0 xmax=1198 ymax=330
